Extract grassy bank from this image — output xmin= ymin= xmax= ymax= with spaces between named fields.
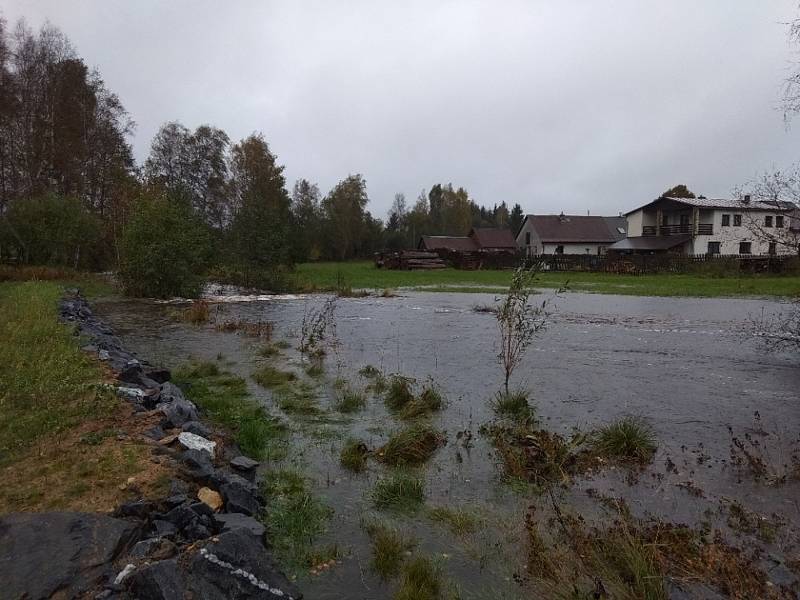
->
xmin=0 ymin=281 xmax=171 ymax=512
xmin=296 ymin=261 xmax=800 ymax=298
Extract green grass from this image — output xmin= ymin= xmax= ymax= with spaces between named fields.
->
xmin=296 ymin=261 xmax=800 ymax=298
xmin=380 ymin=424 xmax=443 ymax=467
xmin=260 ymin=469 xmax=332 ymax=574
xmin=591 ymin=417 xmax=657 ymax=463
xmin=253 ymin=365 xmax=297 ymax=388
xmin=0 ymin=282 xmax=111 ymax=462
xmin=492 ymin=389 xmax=533 ymax=420
xmin=173 ymin=361 xmax=288 ymax=460
xmin=394 ymin=555 xmax=443 ymax=600
xmin=364 ymin=520 xmax=417 ymax=580
xmin=371 ymin=471 xmax=426 ymax=512
xmin=334 ymin=386 xmax=367 ymax=413
xmin=340 ymin=438 xmax=370 ymax=472
xmin=398 ymin=385 xmax=443 ymax=419
xmin=385 ymin=376 xmax=415 ymax=412
xmin=273 ymin=380 xmax=321 ymax=416
xmin=427 ymin=505 xmax=481 ymax=536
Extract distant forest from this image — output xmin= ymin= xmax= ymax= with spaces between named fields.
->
xmin=0 ymin=19 xmax=523 ymax=294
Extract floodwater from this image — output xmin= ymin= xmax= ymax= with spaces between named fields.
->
xmin=95 ymin=290 xmax=800 ymax=599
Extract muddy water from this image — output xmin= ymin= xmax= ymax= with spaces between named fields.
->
xmin=95 ymin=291 xmax=800 ymax=599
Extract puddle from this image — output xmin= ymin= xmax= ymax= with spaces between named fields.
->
xmin=95 ymin=291 xmax=800 ymax=598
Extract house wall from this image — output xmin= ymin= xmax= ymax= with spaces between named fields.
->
xmin=515 ymin=219 xmax=543 ymax=256
xmin=626 ymin=210 xmax=644 ymax=236
xmin=541 ymin=242 xmax=608 ymax=255
xmin=690 ymin=208 xmax=797 ymax=255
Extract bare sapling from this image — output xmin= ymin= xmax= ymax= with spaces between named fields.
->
xmin=496 ymin=263 xmax=563 ymax=396
xmin=299 ymin=296 xmax=338 ymax=361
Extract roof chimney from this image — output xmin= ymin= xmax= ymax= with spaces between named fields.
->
xmin=559 ymin=211 xmax=566 ymax=223
xmin=743 ymin=194 xmax=751 ymax=204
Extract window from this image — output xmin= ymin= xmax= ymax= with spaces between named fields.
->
xmin=707 ymin=241 xmax=721 ymax=255
xmin=585 ymin=248 xmax=590 ymax=254
xmin=765 ymin=215 xmax=773 ymax=228
xmin=555 ymin=245 xmax=564 ymax=254
xmin=738 ymin=241 xmax=751 ymax=254
xmin=733 ymin=214 xmax=742 ymax=226
xmin=525 ymin=231 xmax=531 ymax=245
xmin=721 ymin=214 xmax=730 ymax=227
xmin=768 ymin=242 xmax=777 ymax=255
xmin=776 ymin=215 xmax=784 ymax=228
xmin=598 ymin=246 xmax=607 ymax=255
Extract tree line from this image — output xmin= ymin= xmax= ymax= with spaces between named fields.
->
xmin=0 ymin=19 xmax=522 ymax=296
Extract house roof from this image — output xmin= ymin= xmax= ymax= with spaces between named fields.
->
xmin=419 ymin=236 xmax=478 ymax=252
xmin=608 ymin=235 xmax=691 ymax=251
xmin=469 ymin=227 xmax=517 ymax=249
xmin=520 ymin=215 xmax=627 ymax=243
xmin=625 ymin=196 xmax=798 ymax=215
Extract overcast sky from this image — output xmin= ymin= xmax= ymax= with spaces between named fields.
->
xmin=2 ymin=1 xmax=800 ymax=218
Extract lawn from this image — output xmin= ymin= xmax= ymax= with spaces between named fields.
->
xmin=0 ymin=281 xmax=171 ymax=512
xmin=295 ymin=261 xmax=800 ymax=298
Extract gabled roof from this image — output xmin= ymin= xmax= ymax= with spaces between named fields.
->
xmin=626 ymin=196 xmax=799 ymax=215
xmin=608 ymin=235 xmax=691 ymax=251
xmin=418 ymin=236 xmax=478 ymax=252
xmin=520 ymin=215 xmax=627 ymax=243
xmin=469 ymin=227 xmax=517 ymax=249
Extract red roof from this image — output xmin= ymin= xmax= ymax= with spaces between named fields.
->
xmin=469 ymin=228 xmax=518 ymax=249
xmin=419 ymin=236 xmax=478 ymax=252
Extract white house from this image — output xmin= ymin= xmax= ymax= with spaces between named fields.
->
xmin=611 ymin=196 xmax=800 ymax=255
xmin=515 ymin=213 xmax=627 ymax=256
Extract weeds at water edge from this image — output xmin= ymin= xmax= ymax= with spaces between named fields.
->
xmin=363 ymin=520 xmax=417 ymax=580
xmin=371 ymin=471 xmax=425 ymax=513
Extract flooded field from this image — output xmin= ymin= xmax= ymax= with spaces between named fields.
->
xmin=96 ymin=290 xmax=800 ymax=599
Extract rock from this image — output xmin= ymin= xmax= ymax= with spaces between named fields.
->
xmin=213 ymin=513 xmax=266 ymax=538
xmin=0 ymin=512 xmax=138 ymax=599
xmin=182 ymin=420 xmax=212 ymax=438
xmin=178 ymin=431 xmax=216 ymax=456
xmin=145 ymin=368 xmax=172 ymax=383
xmin=159 ymin=383 xmax=199 ymax=428
xmin=198 ymin=487 xmax=223 ymax=512
xmin=186 ymin=530 xmax=300 ymax=599
xmin=230 ymin=456 xmax=260 ymax=472
xmin=152 ymin=520 xmax=177 ymax=538
xmin=128 ymin=559 xmax=184 ymax=600
xmin=162 ymin=505 xmax=198 ymax=530
xmin=99 ymin=349 xmax=110 ymax=360
xmin=180 ymin=449 xmax=215 ymax=482
xmin=165 ymin=493 xmax=188 ymax=508
xmin=219 ymin=481 xmax=260 ymax=517
xmin=117 ymin=386 xmax=145 ymax=400
xmin=115 ymin=499 xmax=155 ymax=519
xmin=114 ymin=563 xmax=136 ymax=585
xmin=144 ymin=425 xmax=167 ymax=440
xmin=129 ymin=537 xmax=177 ymax=560
xmin=158 ymin=433 xmax=180 ymax=446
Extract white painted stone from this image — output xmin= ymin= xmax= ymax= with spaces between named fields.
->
xmin=178 ymin=431 xmax=216 ymax=456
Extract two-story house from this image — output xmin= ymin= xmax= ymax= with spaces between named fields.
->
xmin=610 ymin=196 xmax=800 ymax=255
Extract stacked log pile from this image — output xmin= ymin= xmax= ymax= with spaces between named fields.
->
xmin=375 ymin=250 xmax=447 ymax=270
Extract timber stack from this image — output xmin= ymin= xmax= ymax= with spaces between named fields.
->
xmin=375 ymin=250 xmax=447 ymax=270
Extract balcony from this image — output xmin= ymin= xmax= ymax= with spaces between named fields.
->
xmin=642 ymin=223 xmax=713 ymax=236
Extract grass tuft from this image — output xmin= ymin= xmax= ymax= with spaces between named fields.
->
xmin=394 ymin=555 xmax=442 ymax=600
xmin=398 ymin=385 xmax=443 ymax=419
xmin=384 ymin=376 xmax=415 ymax=411
xmin=492 ymin=389 xmax=533 ymax=420
xmin=334 ymin=385 xmax=367 ymax=413
xmin=273 ymin=381 xmax=321 ymax=415
xmin=181 ymin=299 xmax=211 ymax=324
xmin=260 ymin=469 xmax=332 ymax=573
xmin=427 ymin=505 xmax=481 ymax=536
xmin=364 ymin=520 xmax=416 ymax=580
xmin=380 ymin=424 xmax=443 ymax=467
xmin=253 ymin=365 xmax=297 ymax=388
xmin=591 ymin=417 xmax=657 ymax=463
xmin=371 ymin=471 xmax=425 ymax=512
xmin=340 ymin=438 xmax=370 ymax=472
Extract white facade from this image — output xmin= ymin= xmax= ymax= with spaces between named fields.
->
xmin=625 ymin=201 xmax=798 ymax=255
xmin=515 ymin=215 xmax=623 ymax=256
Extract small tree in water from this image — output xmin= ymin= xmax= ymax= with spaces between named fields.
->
xmin=496 ymin=264 xmax=559 ymax=396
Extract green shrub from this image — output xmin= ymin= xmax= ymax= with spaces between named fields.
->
xmin=492 ymin=389 xmax=533 ymax=420
xmin=118 ymin=194 xmax=212 ymax=298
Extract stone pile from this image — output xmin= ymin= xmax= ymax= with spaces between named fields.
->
xmin=0 ymin=290 xmax=300 ymax=600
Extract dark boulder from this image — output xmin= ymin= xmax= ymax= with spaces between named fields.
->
xmin=159 ymin=383 xmax=199 ymax=427
xmin=180 ymin=449 xmax=215 ymax=482
xmin=213 ymin=513 xmax=266 ymax=538
xmin=115 ymin=499 xmax=156 ymax=519
xmin=182 ymin=420 xmax=212 ymax=438
xmin=230 ymin=456 xmax=260 ymax=472
xmin=213 ymin=473 xmax=260 ymax=517
xmin=186 ymin=530 xmax=301 ymax=599
xmin=145 ymin=368 xmax=172 ymax=384
xmin=128 ymin=559 xmax=184 ymax=600
xmin=0 ymin=512 xmax=138 ymax=599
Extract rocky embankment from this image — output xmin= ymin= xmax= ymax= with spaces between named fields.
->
xmin=0 ymin=290 xmax=300 ymax=600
